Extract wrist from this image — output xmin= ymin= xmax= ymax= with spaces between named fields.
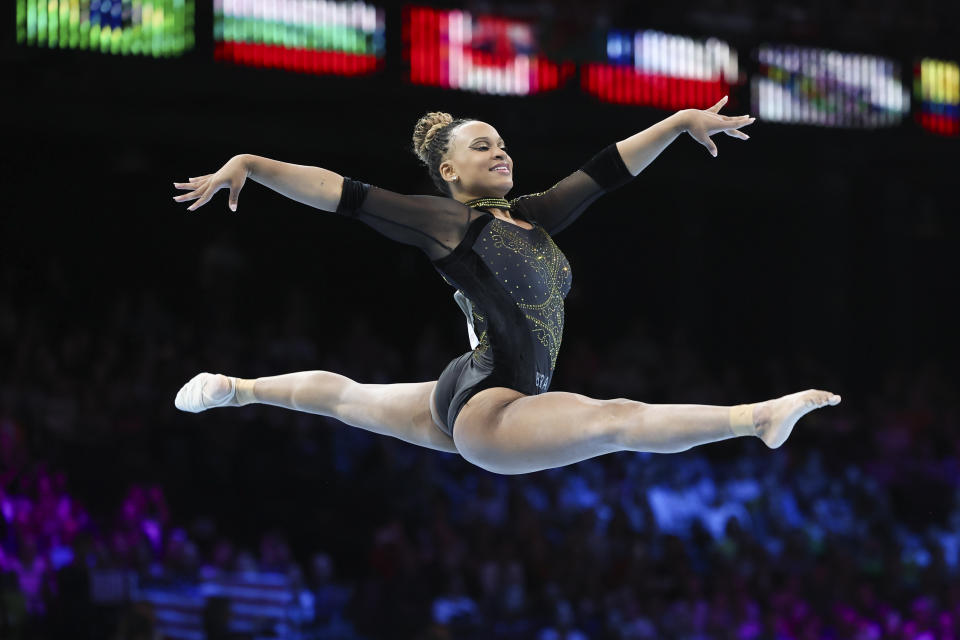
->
xmin=670 ymin=110 xmax=691 ymax=135
xmin=234 ymin=153 xmax=254 ymax=178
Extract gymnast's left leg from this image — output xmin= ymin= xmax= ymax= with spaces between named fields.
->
xmin=452 ymin=387 xmax=842 ymax=475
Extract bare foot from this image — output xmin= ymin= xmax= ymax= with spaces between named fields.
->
xmin=752 ymin=389 xmax=841 ymax=449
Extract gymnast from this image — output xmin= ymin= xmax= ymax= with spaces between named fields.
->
xmin=172 ymin=96 xmax=840 ymax=475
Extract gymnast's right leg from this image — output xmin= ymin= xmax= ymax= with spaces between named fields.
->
xmin=174 ymin=371 xmax=459 ymax=454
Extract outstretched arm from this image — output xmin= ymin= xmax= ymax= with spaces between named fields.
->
xmin=174 ymin=154 xmax=476 ymax=262
xmin=514 ymin=98 xmax=755 ymax=235
xmin=173 ymin=154 xmax=345 ymax=212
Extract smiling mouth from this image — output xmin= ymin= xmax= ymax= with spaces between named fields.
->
xmin=491 ymin=167 xmax=510 ymax=173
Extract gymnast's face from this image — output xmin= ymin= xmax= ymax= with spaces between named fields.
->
xmin=441 ymin=120 xmax=513 ymax=200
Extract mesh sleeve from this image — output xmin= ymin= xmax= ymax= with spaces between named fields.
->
xmin=509 ymin=143 xmax=634 ymax=236
xmin=334 ymin=177 xmax=481 ymax=262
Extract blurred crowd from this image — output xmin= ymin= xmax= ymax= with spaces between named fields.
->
xmin=1 ymin=252 xmax=958 ymax=640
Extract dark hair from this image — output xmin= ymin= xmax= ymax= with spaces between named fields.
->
xmin=411 ymin=111 xmax=476 ymax=196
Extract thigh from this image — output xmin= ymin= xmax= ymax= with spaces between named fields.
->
xmin=453 ymin=386 xmax=630 ymax=474
xmin=337 ymin=380 xmax=459 ymax=454
xmin=456 ymin=386 xmax=527 ymax=425
xmin=451 ymin=386 xmax=526 ymax=451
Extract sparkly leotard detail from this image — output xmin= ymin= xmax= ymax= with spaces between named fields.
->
xmin=431 ymin=211 xmax=570 ymax=392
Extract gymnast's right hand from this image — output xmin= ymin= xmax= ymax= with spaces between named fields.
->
xmin=173 ymin=154 xmax=249 ymax=212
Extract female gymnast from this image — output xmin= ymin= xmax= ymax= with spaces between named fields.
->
xmin=173 ymin=96 xmax=841 ymax=475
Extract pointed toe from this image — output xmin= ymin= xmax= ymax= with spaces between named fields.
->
xmin=174 ymin=372 xmax=208 ymax=413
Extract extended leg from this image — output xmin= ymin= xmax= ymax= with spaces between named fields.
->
xmin=176 ymin=371 xmax=458 ymax=453
xmin=453 ymin=387 xmax=841 ymax=474
xmin=245 ymin=372 xmax=457 ymax=452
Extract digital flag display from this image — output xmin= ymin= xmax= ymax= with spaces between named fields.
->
xmin=403 ymin=6 xmax=575 ymax=96
xmin=16 ymin=0 xmax=195 ymax=57
xmin=752 ymin=44 xmax=909 ymax=128
xmin=914 ymin=58 xmax=959 ymax=137
xmin=214 ymin=0 xmax=386 ymax=75
xmin=582 ymin=29 xmax=742 ymax=109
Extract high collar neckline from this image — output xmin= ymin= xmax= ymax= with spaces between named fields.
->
xmin=464 ymin=196 xmax=512 ymax=211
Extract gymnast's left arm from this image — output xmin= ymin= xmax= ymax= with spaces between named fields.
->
xmin=617 ymin=96 xmax=754 ymax=170
xmin=514 ymin=98 xmax=753 ymax=235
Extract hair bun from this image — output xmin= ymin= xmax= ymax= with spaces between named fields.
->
xmin=412 ymin=111 xmax=455 ymax=163
xmin=411 ymin=110 xmax=473 ymax=197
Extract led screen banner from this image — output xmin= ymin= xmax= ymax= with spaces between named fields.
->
xmin=752 ymin=45 xmax=909 ymax=128
xmin=402 ymin=6 xmax=576 ymax=96
xmin=213 ymin=0 xmax=386 ymax=75
xmin=914 ymin=58 xmax=959 ymax=137
xmin=581 ymin=30 xmax=742 ymax=109
xmin=16 ymin=0 xmax=195 ymax=57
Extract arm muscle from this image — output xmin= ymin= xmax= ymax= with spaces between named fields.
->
xmin=242 ymin=154 xmax=344 ymax=212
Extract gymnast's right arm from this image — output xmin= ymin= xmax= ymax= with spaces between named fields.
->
xmin=244 ymin=154 xmax=345 ymax=211
xmin=173 ymin=154 xmax=471 ymax=262
xmin=172 ymin=154 xmax=343 ymax=213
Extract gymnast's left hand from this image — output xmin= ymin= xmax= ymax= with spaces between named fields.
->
xmin=679 ymin=96 xmax=755 ymax=158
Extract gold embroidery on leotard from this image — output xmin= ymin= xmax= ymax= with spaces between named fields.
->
xmin=486 ymin=218 xmax=572 ymax=371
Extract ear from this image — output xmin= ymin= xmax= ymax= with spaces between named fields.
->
xmin=439 ymin=159 xmax=457 ymax=183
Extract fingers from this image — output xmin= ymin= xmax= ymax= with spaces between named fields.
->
xmin=228 ymin=185 xmax=241 ymax=212
xmin=706 ymin=95 xmax=728 ymax=112
xmin=689 ymin=106 xmax=755 ymax=156
xmin=718 ymin=114 xmax=755 ymax=126
xmin=187 ymin=190 xmax=213 ymax=211
xmin=697 ymin=127 xmax=750 ymax=157
xmin=173 ymin=189 xmax=203 ymax=202
xmin=172 ymin=176 xmax=211 ymax=189
xmin=173 ymin=174 xmax=217 ymax=210
xmin=706 ymin=96 xmax=755 ymax=127
xmin=173 ymin=177 xmax=208 ymax=205
xmin=187 ymin=194 xmax=210 ymax=211
xmin=710 ymin=116 xmax=754 ymax=137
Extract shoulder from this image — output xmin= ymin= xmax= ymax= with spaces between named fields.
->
xmin=508 ymin=187 xmax=552 ymax=208
xmin=507 ymin=189 xmax=546 ymax=216
xmin=508 ymin=172 xmax=582 ymax=207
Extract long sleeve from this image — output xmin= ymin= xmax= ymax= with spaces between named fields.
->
xmin=509 ymin=143 xmax=634 ymax=236
xmin=335 ymin=178 xmax=484 ymax=261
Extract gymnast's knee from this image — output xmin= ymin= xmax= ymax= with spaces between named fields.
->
xmin=604 ymin=397 xmax=648 ymax=445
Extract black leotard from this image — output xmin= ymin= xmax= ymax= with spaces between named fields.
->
xmin=335 ymin=142 xmax=633 ymax=435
